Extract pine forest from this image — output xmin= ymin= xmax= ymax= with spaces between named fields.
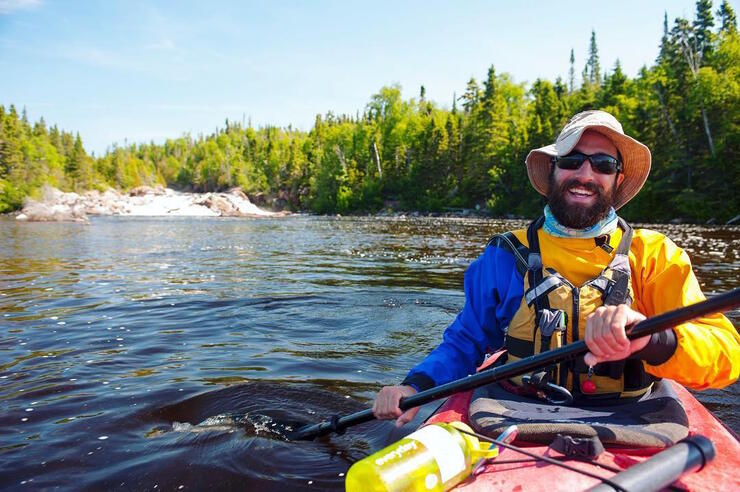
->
xmin=1 ymin=1 xmax=738 ymax=222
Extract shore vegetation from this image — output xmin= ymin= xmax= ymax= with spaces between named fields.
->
xmin=1 ymin=1 xmax=737 ymax=222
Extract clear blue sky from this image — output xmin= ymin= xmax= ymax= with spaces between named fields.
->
xmin=0 ymin=0 xmax=728 ymax=155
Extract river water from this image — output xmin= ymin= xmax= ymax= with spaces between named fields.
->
xmin=1 ymin=216 xmax=737 ymax=491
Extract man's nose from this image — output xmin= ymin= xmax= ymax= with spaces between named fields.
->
xmin=573 ymin=158 xmax=596 ymax=180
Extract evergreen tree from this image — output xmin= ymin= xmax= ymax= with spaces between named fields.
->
xmin=717 ymin=0 xmax=737 ymax=34
xmin=568 ymin=48 xmax=576 ymax=92
xmin=659 ymin=12 xmax=671 ymax=62
xmin=0 ymin=106 xmax=23 ymax=180
xmin=601 ymin=60 xmax=629 ymax=110
xmin=461 ymin=78 xmax=481 ymax=114
xmin=586 ymin=30 xmax=602 ymax=86
xmin=527 ymin=79 xmax=560 ymax=147
xmin=693 ymin=0 xmax=715 ymax=60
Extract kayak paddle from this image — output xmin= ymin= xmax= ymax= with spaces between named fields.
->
xmin=288 ymin=288 xmax=740 ymax=441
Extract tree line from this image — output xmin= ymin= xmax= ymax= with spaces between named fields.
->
xmin=1 ymin=0 xmax=737 ymax=222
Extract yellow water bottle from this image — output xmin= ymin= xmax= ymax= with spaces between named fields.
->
xmin=345 ymin=422 xmax=500 ymax=492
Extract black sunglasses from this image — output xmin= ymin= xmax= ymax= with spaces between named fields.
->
xmin=551 ymin=152 xmax=623 ymax=175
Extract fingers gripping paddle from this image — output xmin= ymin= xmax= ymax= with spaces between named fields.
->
xmin=288 ymin=288 xmax=740 ymax=441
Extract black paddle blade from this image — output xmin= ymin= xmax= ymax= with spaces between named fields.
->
xmin=236 ymin=412 xmax=313 ymax=440
xmin=146 ymin=381 xmax=367 ymax=441
xmin=152 ymin=411 xmax=312 ymax=441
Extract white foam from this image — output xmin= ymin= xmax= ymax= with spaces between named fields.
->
xmin=18 ymin=185 xmax=280 ymax=221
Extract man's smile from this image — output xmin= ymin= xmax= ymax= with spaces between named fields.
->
xmin=566 ymin=184 xmax=598 ymax=203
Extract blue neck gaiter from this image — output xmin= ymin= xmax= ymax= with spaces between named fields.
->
xmin=543 ymin=205 xmax=618 ymax=238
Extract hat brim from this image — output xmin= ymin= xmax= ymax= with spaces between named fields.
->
xmin=525 ymin=126 xmax=651 ymax=210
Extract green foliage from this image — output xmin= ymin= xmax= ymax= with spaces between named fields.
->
xmin=0 ymin=0 xmax=737 ymax=221
xmin=0 ymin=179 xmax=26 ymax=213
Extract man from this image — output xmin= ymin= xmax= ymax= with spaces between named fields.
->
xmin=373 ymin=110 xmax=739 ymax=427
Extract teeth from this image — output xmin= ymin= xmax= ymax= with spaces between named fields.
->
xmin=570 ymin=188 xmax=594 ymax=197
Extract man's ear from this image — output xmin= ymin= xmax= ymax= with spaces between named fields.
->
xmin=616 ymin=173 xmax=626 ymax=188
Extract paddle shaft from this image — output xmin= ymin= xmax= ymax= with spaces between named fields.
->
xmin=586 ymin=435 xmax=715 ymax=492
xmin=291 ymin=288 xmax=740 ymax=440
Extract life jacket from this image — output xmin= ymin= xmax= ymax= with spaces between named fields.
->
xmin=497 ymin=216 xmax=656 ymax=402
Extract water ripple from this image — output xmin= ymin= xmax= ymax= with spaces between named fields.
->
xmin=0 ymin=215 xmax=737 ymax=490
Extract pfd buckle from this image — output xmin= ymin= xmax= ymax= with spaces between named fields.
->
xmin=522 ymin=372 xmax=574 ymax=406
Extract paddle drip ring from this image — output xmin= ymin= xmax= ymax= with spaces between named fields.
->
xmin=329 ymin=415 xmax=346 ymax=435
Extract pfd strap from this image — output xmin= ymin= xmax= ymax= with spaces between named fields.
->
xmin=609 ymin=252 xmax=631 ymax=274
xmin=525 ymin=217 xmax=550 ymax=318
xmin=526 ymin=216 xmax=546 ymax=255
xmin=615 ymin=218 xmax=633 ymax=255
xmin=528 ymin=252 xmax=542 ymax=270
xmin=595 ymin=218 xmax=634 ymax=306
xmin=488 ymin=232 xmax=529 ymax=276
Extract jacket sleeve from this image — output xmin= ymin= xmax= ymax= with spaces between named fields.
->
xmin=403 ymin=244 xmax=524 ymax=391
xmin=632 ymin=231 xmax=740 ymax=390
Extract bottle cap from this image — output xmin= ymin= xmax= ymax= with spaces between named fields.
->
xmin=447 ymin=421 xmax=499 ymax=462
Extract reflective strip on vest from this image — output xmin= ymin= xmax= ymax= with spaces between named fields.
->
xmin=525 ymin=275 xmax=565 ymax=305
xmin=590 ymin=276 xmax=611 ymax=293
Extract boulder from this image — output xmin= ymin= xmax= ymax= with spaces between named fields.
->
xmin=197 ymin=194 xmax=239 ymax=216
xmin=129 ymin=185 xmax=166 ymax=197
xmin=227 ymin=187 xmax=249 ymax=201
xmin=16 ymin=199 xmax=89 ymax=223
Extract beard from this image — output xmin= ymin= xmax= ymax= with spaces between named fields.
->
xmin=546 ymin=174 xmax=617 ymax=229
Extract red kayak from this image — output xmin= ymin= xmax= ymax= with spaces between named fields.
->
xmin=424 ymin=357 xmax=739 ymax=491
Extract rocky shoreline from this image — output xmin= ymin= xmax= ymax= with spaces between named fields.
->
xmin=14 ymin=186 xmax=284 ymax=223
xmin=10 ymin=186 xmax=739 ymax=226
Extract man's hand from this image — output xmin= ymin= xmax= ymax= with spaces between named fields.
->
xmin=584 ymin=304 xmax=650 ymax=367
xmin=372 ymin=385 xmax=419 ymax=428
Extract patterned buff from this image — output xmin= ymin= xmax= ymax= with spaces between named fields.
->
xmin=543 ymin=205 xmax=619 ymax=238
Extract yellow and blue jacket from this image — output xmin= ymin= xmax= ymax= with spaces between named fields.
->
xmin=403 ymin=221 xmax=739 ymax=395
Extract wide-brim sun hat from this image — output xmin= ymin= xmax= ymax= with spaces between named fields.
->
xmin=525 ymin=110 xmax=651 ymax=210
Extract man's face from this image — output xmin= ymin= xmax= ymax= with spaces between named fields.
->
xmin=547 ymin=131 xmax=625 ymax=229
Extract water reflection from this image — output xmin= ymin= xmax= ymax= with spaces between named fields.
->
xmin=0 ymin=215 xmax=737 ymax=490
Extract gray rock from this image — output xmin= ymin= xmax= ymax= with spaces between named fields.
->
xmin=17 ymin=199 xmax=89 ymax=223
xmin=14 ymin=185 xmax=278 ymax=221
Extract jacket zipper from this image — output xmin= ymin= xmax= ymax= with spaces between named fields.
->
xmin=565 ymin=287 xmax=579 ymax=389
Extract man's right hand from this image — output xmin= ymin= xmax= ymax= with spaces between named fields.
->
xmin=372 ymin=385 xmax=419 ymax=428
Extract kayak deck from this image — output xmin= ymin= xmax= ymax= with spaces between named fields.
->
xmin=424 ymin=381 xmax=739 ymax=491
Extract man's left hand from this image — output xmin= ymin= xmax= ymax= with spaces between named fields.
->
xmin=584 ymin=304 xmax=650 ymax=367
